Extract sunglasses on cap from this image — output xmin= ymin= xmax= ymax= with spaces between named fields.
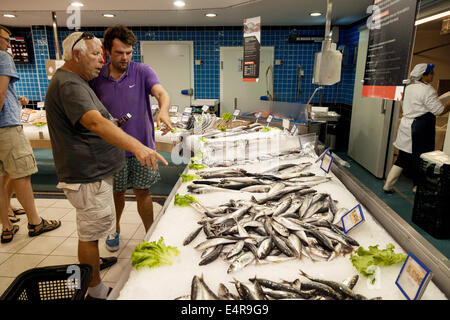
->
xmin=71 ymin=32 xmax=95 ymax=51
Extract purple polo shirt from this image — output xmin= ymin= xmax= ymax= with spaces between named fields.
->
xmin=90 ymin=61 xmax=160 ymax=157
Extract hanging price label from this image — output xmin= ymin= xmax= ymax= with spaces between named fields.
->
xmin=320 ymin=152 xmax=334 ymax=174
xmin=266 ymin=114 xmax=274 ymax=124
xmin=184 ymin=106 xmax=193 ymax=114
xmin=341 ymin=204 xmax=365 ymax=233
xmin=202 ymin=105 xmax=210 ymax=113
xmin=396 ymin=253 xmax=432 ymax=300
xmin=290 ymin=124 xmax=298 ymax=136
xmin=233 ymin=109 xmax=241 ymax=117
xmin=170 ymin=105 xmax=179 ymax=113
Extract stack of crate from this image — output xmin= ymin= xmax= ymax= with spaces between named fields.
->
xmin=412 ymin=151 xmax=450 ymax=239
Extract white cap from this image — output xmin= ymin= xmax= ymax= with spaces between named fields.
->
xmin=409 ymin=63 xmax=435 ymax=81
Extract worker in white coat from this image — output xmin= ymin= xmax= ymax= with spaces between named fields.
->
xmin=384 ymin=63 xmax=450 ymax=192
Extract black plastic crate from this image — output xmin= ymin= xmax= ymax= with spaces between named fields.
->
xmin=412 ymin=185 xmax=450 ymax=239
xmin=418 ymin=159 xmax=450 ymax=194
xmin=0 ymin=264 xmax=92 ymax=301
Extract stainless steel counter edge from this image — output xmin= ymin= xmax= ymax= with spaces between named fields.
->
xmin=331 ymin=162 xmax=450 ymax=299
xmin=108 ymin=164 xmax=191 ymax=300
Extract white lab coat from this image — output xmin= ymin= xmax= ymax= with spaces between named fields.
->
xmin=393 ymin=82 xmax=444 ymax=153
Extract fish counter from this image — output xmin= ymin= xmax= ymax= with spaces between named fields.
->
xmin=108 ymin=129 xmax=448 ymax=301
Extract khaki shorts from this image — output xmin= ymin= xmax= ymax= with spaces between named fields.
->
xmin=58 ymin=177 xmax=116 ymax=242
xmin=0 ymin=126 xmax=38 ymax=179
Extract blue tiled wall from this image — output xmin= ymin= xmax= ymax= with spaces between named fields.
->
xmin=11 ymin=24 xmax=362 ymax=107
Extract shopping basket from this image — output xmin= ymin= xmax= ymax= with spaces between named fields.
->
xmin=0 ymin=264 xmax=92 ymax=301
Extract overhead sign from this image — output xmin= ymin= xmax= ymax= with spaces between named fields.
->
xmin=362 ymin=0 xmax=419 ymax=101
xmin=243 ymin=16 xmax=261 ymax=82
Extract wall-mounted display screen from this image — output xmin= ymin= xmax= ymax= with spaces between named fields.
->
xmin=11 ymin=37 xmax=32 ymax=64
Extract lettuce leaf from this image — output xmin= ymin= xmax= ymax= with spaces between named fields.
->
xmin=222 ymin=113 xmax=233 ymax=121
xmin=350 ymin=243 xmax=407 ymax=281
xmin=190 ymin=151 xmax=205 ymax=163
xmin=180 ymin=174 xmax=202 ymax=182
xmin=131 ymin=237 xmax=180 ymax=270
xmin=260 ymin=126 xmax=271 ymax=132
xmin=189 ymin=163 xmax=206 ymax=170
xmin=219 ymin=125 xmax=227 ymax=131
xmin=198 ymin=137 xmax=207 ymax=143
xmin=174 ymin=193 xmax=200 ymax=207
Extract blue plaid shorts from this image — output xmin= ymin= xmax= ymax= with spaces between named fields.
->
xmin=113 ymin=156 xmax=161 ymax=192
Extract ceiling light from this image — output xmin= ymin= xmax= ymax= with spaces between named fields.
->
xmin=3 ymin=14 xmax=16 ymax=18
xmin=174 ymin=1 xmax=186 ymax=7
xmin=310 ymin=12 xmax=322 ymax=17
xmin=415 ymin=10 xmax=450 ymax=26
xmin=205 ymin=13 xmax=217 ymax=18
xmin=103 ymin=13 xmax=115 ymax=18
xmin=71 ymin=2 xmax=84 ymax=7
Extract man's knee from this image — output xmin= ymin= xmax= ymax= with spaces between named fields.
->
xmin=133 ymin=188 xmax=150 ymax=199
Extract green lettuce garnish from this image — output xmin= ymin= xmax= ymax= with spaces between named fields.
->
xmin=180 ymin=174 xmax=202 ymax=182
xmin=33 ymin=122 xmax=47 ymax=127
xmin=260 ymin=126 xmax=271 ymax=132
xmin=198 ymin=137 xmax=207 ymax=143
xmin=219 ymin=125 xmax=227 ymax=131
xmin=174 ymin=193 xmax=200 ymax=207
xmin=350 ymin=244 xmax=407 ymax=283
xmin=131 ymin=237 xmax=180 ymax=270
xmin=189 ymin=163 xmax=206 ymax=170
xmin=170 ymin=128 xmax=179 ymax=133
xmin=222 ymin=113 xmax=233 ymax=121
xmin=190 ymin=151 xmax=205 ymax=163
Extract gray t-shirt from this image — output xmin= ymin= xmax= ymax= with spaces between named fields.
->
xmin=45 ymin=68 xmax=125 ymax=183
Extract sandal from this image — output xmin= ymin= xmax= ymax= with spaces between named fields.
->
xmin=12 ymin=208 xmax=26 ymax=215
xmin=8 ymin=213 xmax=20 ymax=223
xmin=28 ymin=218 xmax=61 ymax=237
xmin=1 ymin=225 xmax=20 ymax=244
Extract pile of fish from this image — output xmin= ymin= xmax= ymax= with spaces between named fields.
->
xmin=182 ymin=164 xmax=358 ymax=273
xmin=182 ymin=271 xmax=381 ymax=300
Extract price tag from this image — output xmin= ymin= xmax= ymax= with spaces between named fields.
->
xmin=184 ymin=106 xmax=192 ymax=114
xmin=202 ymin=105 xmax=210 ymax=113
xmin=233 ymin=109 xmax=241 ymax=117
xmin=255 ymin=112 xmax=262 ymax=119
xmin=151 ymin=104 xmax=159 ymax=111
xmin=282 ymin=118 xmax=290 ymax=130
xmin=170 ymin=105 xmax=179 ymax=113
xmin=341 ymin=204 xmax=365 ymax=234
xmin=21 ymin=112 xmax=30 ymax=122
xmin=181 ymin=115 xmax=190 ymax=123
xmin=37 ymin=101 xmax=45 ymax=109
xmin=290 ymin=124 xmax=298 ymax=136
xmin=320 ymin=151 xmax=334 ymax=174
xmin=396 ymin=253 xmax=432 ymax=300
xmin=266 ymin=114 xmax=274 ymax=124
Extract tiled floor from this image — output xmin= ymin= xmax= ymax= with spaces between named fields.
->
xmin=0 ymin=197 xmax=162 ymax=297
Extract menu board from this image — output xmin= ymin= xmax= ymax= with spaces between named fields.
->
xmin=362 ymin=0 xmax=419 ymax=101
xmin=243 ymin=16 xmax=261 ymax=82
xmin=11 ymin=37 xmax=32 ymax=64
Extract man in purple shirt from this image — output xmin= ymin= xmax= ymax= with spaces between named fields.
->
xmin=90 ymin=25 xmax=173 ymax=252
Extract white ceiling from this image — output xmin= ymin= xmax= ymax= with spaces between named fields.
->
xmin=0 ymin=0 xmax=375 ymax=27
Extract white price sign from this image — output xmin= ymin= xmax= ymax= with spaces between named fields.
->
xmin=266 ymin=114 xmax=274 ymax=124
xmin=320 ymin=152 xmax=334 ymax=174
xmin=255 ymin=112 xmax=262 ymax=119
xmin=37 ymin=101 xmax=45 ymax=109
xmin=170 ymin=105 xmax=179 ymax=113
xmin=181 ymin=115 xmax=190 ymax=123
xmin=290 ymin=124 xmax=298 ymax=136
xmin=341 ymin=204 xmax=365 ymax=233
xmin=184 ymin=106 xmax=192 ymax=114
xmin=282 ymin=118 xmax=290 ymax=130
xmin=233 ymin=109 xmax=241 ymax=117
xmin=396 ymin=253 xmax=432 ymax=300
xmin=202 ymin=105 xmax=210 ymax=112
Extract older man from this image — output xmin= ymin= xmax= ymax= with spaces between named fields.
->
xmin=0 ymin=25 xmax=61 ymax=243
xmin=45 ymin=31 xmax=168 ymax=300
